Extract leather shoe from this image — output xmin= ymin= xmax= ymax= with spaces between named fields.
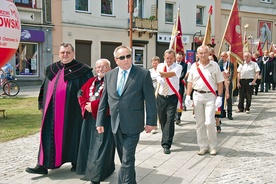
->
xmin=91 ymin=182 xmax=100 ymax=184
xmin=163 ymin=147 xmax=171 ymax=154
xmin=209 ymin=149 xmax=217 ymax=155
xmin=228 ymin=116 xmax=233 ymax=120
xmin=197 ymin=148 xmax=208 ymax=155
xmin=25 ymin=164 xmax=48 ymax=175
xmin=175 ymin=120 xmax=181 ymax=125
xmin=71 ymin=163 xmax=76 ymax=172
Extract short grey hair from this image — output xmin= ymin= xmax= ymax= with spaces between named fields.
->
xmin=164 ymin=49 xmax=176 ymax=57
xmin=95 ymin=58 xmax=111 ymax=67
xmin=113 ymin=46 xmax=132 ymax=58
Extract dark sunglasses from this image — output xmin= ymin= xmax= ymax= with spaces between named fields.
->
xmin=117 ymin=54 xmax=131 ymax=60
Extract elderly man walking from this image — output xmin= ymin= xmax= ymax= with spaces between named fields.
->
xmin=185 ymin=45 xmax=224 ymax=155
xmin=237 ymin=52 xmax=260 ymax=113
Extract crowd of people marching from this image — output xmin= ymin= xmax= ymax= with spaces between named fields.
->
xmin=23 ymin=42 xmax=276 ymax=184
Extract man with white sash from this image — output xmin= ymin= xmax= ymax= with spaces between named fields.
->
xmin=185 ymin=46 xmax=224 ymax=155
xmin=156 ymin=49 xmax=182 ymax=154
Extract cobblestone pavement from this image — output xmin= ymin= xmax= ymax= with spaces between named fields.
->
xmin=204 ymin=94 xmax=276 ymax=184
xmin=0 ymin=88 xmax=276 ymax=184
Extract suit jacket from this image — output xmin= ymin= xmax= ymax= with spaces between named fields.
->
xmin=96 ymin=65 xmax=157 ymax=134
xmin=218 ymin=59 xmax=234 ymax=82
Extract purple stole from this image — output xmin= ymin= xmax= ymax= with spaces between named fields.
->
xmin=39 ymin=68 xmax=68 ymax=167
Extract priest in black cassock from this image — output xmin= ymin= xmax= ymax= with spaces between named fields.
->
xmin=26 ymin=43 xmax=93 ymax=175
xmin=76 ymin=59 xmax=115 ymax=184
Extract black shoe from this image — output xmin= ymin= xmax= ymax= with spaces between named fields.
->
xmin=71 ymin=163 xmax=76 ymax=172
xmin=91 ymin=182 xmax=100 ymax=184
xmin=163 ymin=147 xmax=171 ymax=154
xmin=175 ymin=120 xmax=181 ymax=125
xmin=228 ymin=116 xmax=233 ymax=120
xmin=221 ymin=113 xmax=226 ymax=118
xmin=259 ymin=90 xmax=264 ymax=92
xmin=216 ymin=125 xmax=221 ymax=133
xmin=25 ymin=164 xmax=48 ymax=175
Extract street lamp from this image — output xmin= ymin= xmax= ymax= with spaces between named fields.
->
xmin=192 ymin=30 xmax=202 ymax=51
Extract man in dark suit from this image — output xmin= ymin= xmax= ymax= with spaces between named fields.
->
xmin=218 ymin=51 xmax=234 ymax=120
xmin=175 ymin=52 xmax=187 ymax=125
xmin=96 ymin=45 xmax=157 ymax=184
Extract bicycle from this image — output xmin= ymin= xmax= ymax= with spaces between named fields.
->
xmin=0 ymin=73 xmax=20 ymax=97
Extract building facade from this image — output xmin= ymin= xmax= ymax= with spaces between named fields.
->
xmin=13 ymin=0 xmax=53 ymax=86
xmin=51 ymin=0 xmax=218 ymax=71
xmin=220 ymin=0 xmax=276 ymax=54
xmin=12 ymin=0 xmax=276 ymax=85
xmin=52 ymin=0 xmax=158 ymax=71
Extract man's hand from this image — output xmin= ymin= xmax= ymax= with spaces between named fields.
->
xmin=157 ymin=77 xmax=165 ymax=85
xmin=96 ymin=126 xmax=104 ymax=134
xmin=237 ymin=82 xmax=241 ymax=88
xmin=85 ymin=102 xmax=92 ymax=112
xmin=145 ymin=125 xmax=157 ymax=133
xmin=215 ymin=96 xmax=223 ymax=108
xmin=185 ymin=95 xmax=193 ymax=107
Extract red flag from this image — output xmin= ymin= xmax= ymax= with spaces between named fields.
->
xmin=169 ymin=5 xmax=184 ymax=54
xmin=257 ymin=40 xmax=263 ymax=56
xmin=224 ymin=0 xmax=243 ymax=64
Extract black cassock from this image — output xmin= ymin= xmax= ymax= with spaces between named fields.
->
xmin=76 ymin=77 xmax=115 ymax=182
xmin=38 ymin=60 xmax=93 ymax=169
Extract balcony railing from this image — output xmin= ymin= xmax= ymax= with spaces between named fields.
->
xmin=132 ymin=17 xmax=158 ymax=30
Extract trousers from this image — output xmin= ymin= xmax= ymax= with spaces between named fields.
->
xmin=193 ymin=91 xmax=217 ymax=149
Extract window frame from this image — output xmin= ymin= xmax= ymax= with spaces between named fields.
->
xmin=16 ymin=42 xmax=39 ymax=77
xmin=133 ymin=0 xmax=144 ymax=18
xmin=14 ymin=0 xmax=35 ymax=8
xmin=165 ymin=2 xmax=174 ymax=23
xmin=196 ymin=6 xmax=204 ymax=26
xmin=260 ymin=0 xmax=272 ymax=3
xmin=101 ymin=0 xmax=114 ymax=16
xmin=75 ymin=0 xmax=90 ymax=13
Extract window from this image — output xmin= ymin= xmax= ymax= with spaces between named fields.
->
xmin=75 ymin=0 xmax=89 ymax=12
xmin=260 ymin=0 xmax=272 ymax=3
xmin=16 ymin=43 xmax=38 ymax=77
xmin=101 ymin=0 xmax=113 ymax=15
xmin=165 ymin=3 xmax=174 ymax=23
xmin=133 ymin=0 xmax=144 ymax=18
xmin=14 ymin=0 xmax=34 ymax=8
xmin=132 ymin=47 xmax=145 ymax=67
xmin=196 ymin=6 xmax=204 ymax=25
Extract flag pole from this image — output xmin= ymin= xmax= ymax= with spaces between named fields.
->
xmin=174 ymin=3 xmax=181 ymax=52
xmin=202 ymin=6 xmax=212 ymax=46
xmin=217 ymin=0 xmax=237 ymax=56
xmin=129 ymin=0 xmax=133 ymax=49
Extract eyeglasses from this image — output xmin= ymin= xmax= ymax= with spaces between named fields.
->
xmin=116 ymin=54 xmax=131 ymax=60
xmin=60 ymin=51 xmax=72 ymax=55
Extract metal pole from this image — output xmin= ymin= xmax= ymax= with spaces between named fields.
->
xmin=192 ymin=31 xmax=201 ymax=51
xmin=129 ymin=0 xmax=133 ymax=49
xmin=192 ymin=31 xmax=201 ymax=62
